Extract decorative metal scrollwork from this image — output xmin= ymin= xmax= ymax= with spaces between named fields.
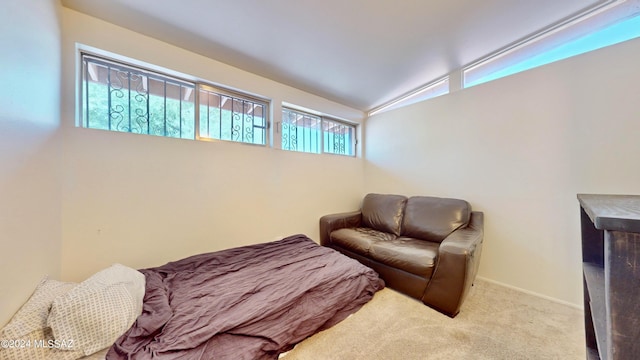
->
xmin=282 ymin=116 xmax=301 ymax=151
xmin=83 ymin=54 xmax=196 ymax=139
xmin=132 ymin=73 xmax=149 ymax=134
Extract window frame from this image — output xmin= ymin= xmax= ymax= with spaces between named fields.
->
xmin=321 ymin=117 xmax=358 ymax=157
xmin=78 ymin=50 xmax=271 ymax=146
xmin=196 ymin=83 xmax=270 ymax=147
xmin=281 ymin=107 xmax=322 ymax=154
xmin=280 ymin=106 xmax=357 ymax=157
xmin=462 ymin=1 xmax=640 ymax=88
xmin=80 ymin=52 xmax=198 ymax=139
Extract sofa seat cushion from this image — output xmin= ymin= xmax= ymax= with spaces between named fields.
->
xmin=330 ymin=228 xmax=396 ymax=255
xmin=369 ymin=237 xmax=439 ymax=278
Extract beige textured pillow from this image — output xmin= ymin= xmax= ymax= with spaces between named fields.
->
xmin=47 ymin=264 xmax=145 ymax=356
xmin=0 ymin=278 xmax=81 ymax=360
xmin=1 ymin=277 xmax=76 ymax=339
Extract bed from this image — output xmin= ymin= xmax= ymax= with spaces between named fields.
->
xmin=0 ymin=235 xmax=384 ymax=360
xmin=1 ymin=234 xmax=383 ymax=360
xmin=106 ymin=234 xmax=384 ymax=359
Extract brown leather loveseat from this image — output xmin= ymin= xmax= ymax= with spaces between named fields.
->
xmin=320 ymin=193 xmax=483 ymax=317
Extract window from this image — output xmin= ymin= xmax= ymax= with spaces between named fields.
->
xmin=281 ymin=108 xmax=321 ymax=153
xmin=80 ymin=52 xmax=269 ymax=145
xmin=463 ymin=2 xmax=640 ymax=88
xmin=80 ymin=51 xmax=360 ymax=154
xmin=82 ymin=54 xmax=196 ymax=139
xmin=281 ymin=107 xmax=356 ymax=156
xmin=323 ymin=118 xmax=356 ymax=156
xmin=198 ymin=85 xmax=268 ymax=145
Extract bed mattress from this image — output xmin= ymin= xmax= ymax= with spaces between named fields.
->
xmin=106 ymin=234 xmax=384 ymax=359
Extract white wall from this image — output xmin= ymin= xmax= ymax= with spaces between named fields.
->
xmin=365 ymin=37 xmax=640 ymax=306
xmin=60 ymin=9 xmax=366 ymax=281
xmin=0 ymin=0 xmax=62 ymax=326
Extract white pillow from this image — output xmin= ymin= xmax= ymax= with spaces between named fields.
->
xmin=47 ymin=264 xmax=145 ymax=356
xmin=1 ymin=277 xmax=75 ymax=339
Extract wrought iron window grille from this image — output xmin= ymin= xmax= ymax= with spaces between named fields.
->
xmin=198 ymin=85 xmax=268 ymax=146
xmin=281 ymin=107 xmax=356 ymax=157
xmin=80 ymin=52 xmax=269 ymax=146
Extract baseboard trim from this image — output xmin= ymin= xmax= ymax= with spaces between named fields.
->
xmin=476 ymin=276 xmax=583 ymax=310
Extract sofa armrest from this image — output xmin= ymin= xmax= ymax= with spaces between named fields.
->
xmin=422 ymin=211 xmax=484 ymax=317
xmin=319 ymin=211 xmax=363 ymax=246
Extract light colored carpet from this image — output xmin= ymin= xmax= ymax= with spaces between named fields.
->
xmin=83 ymin=279 xmax=585 ymax=360
xmin=283 ymin=279 xmax=585 ymax=360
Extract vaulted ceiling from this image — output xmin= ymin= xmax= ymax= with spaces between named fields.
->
xmin=61 ymin=0 xmax=602 ymax=111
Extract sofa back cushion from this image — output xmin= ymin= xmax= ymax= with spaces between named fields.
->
xmin=361 ymin=193 xmax=408 ymax=236
xmin=402 ymin=196 xmax=471 ymax=242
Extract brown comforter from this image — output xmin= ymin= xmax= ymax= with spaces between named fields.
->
xmin=106 ymin=234 xmax=384 ymax=359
